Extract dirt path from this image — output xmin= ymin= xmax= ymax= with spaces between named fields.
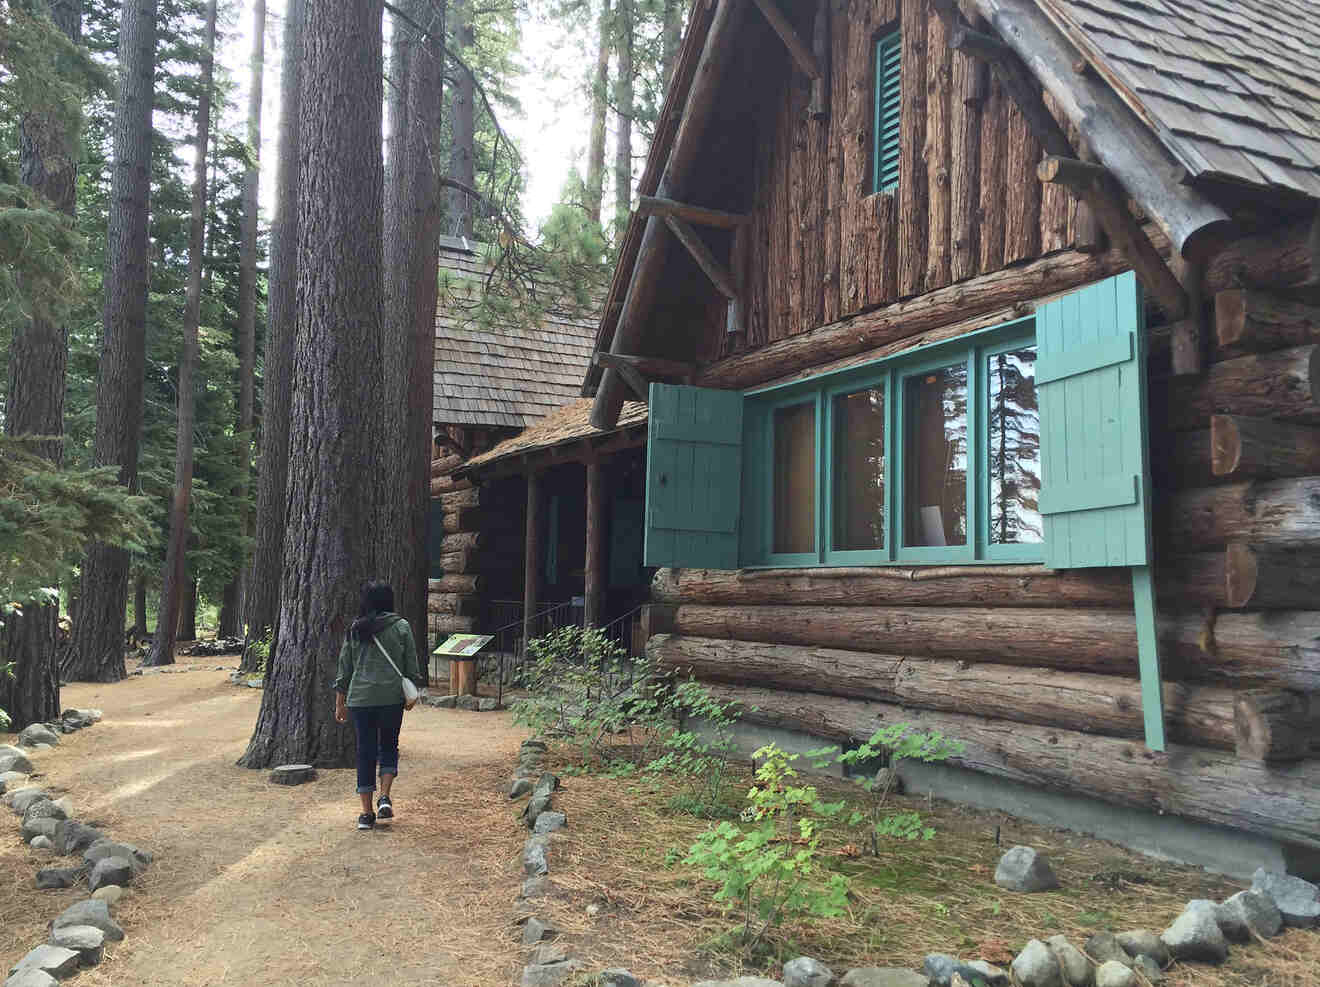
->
xmin=2 ymin=656 xmax=528 ymax=986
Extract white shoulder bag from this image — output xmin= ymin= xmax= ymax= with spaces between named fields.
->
xmin=372 ymin=635 xmax=421 ymax=705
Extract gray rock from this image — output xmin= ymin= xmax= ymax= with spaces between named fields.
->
xmin=520 ymin=960 xmax=583 ymax=987
xmin=783 ymin=956 xmax=833 ymax=987
xmin=91 ymin=885 xmax=124 ymax=905
xmin=510 ymin=778 xmax=534 ymax=799
xmin=22 ymin=817 xmax=60 ymax=843
xmin=1132 ymin=956 xmax=1163 ymax=983
xmin=520 ymin=916 xmax=558 ymax=945
xmin=1081 ymin=934 xmax=1131 ymax=970
xmin=454 ymin=695 xmax=481 ymax=711
xmin=1161 ymin=906 xmax=1228 ymax=963
xmin=35 ymin=866 xmax=84 ymax=890
xmin=1093 ymin=963 xmax=1134 ymax=987
xmin=1012 ymin=940 xmax=1062 ymax=987
xmin=1251 ymin=868 xmax=1320 ymax=928
xmin=872 ymin=767 xmax=903 ymax=794
xmin=994 ymin=846 xmax=1060 ymax=892
xmin=9 ymin=788 xmax=49 ymax=815
xmin=17 ymin=724 xmax=60 ymax=747
xmin=964 ymin=960 xmax=1008 ymax=986
xmin=1217 ymin=889 xmax=1282 ymax=941
xmin=1045 ymin=936 xmax=1091 ymax=987
xmin=88 ymin=855 xmax=133 ymax=892
xmin=524 ymin=794 xmax=553 ymax=828
xmin=521 ymin=739 xmax=548 ymax=752
xmin=519 ymin=876 xmax=550 ymax=899
xmin=7 ymin=945 xmax=80 ymax=981
xmin=424 ymin=694 xmax=457 ymax=709
xmin=23 ymin=799 xmax=67 ymax=825
xmin=1 ymin=769 xmax=30 ymax=792
xmin=533 ymin=811 xmax=567 ymax=835
xmin=839 ymin=970 xmax=930 ymax=987
xmin=84 ymin=840 xmax=152 ymax=874
xmin=30 ymin=835 xmax=54 ymax=851
xmin=533 ymin=772 xmax=560 ymax=798
xmin=49 ymin=925 xmax=104 ymax=967
xmin=691 ymin=980 xmax=784 ymax=987
xmin=270 ymin=764 xmax=318 ymax=785
xmin=924 ymin=955 xmax=991 ymax=987
xmin=53 ymin=820 xmax=104 ymax=856
xmin=3 ymin=970 xmax=59 ymax=987
xmin=478 ymin=698 xmax=499 ymax=712
xmin=523 ymin=836 xmax=550 ymax=876
xmin=50 ymin=797 xmax=72 ymax=818
xmin=0 ymin=748 xmax=36 ymax=773
xmin=600 ymin=970 xmax=643 ymax=987
xmin=1113 ymin=930 xmax=1168 ymax=966
xmin=529 ymin=944 xmax=569 ymax=966
xmin=52 ymin=899 xmax=124 ymax=942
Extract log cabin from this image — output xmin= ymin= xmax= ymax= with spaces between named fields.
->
xmin=573 ymin=0 xmax=1320 ymax=877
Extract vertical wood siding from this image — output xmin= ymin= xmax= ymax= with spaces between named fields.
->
xmin=739 ymin=0 xmax=1078 ymax=352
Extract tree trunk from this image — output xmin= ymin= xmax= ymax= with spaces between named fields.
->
xmin=224 ymin=0 xmax=267 ymax=629
xmin=146 ymin=0 xmax=217 ymax=667
xmin=446 ymin=0 xmax=475 ymax=237
xmin=647 ymin=633 xmax=1239 ymax=750
xmin=239 ymin=0 xmax=386 ymax=768
xmin=63 ymin=0 xmax=157 ymax=684
xmin=704 ymin=683 xmax=1320 ymax=850
xmin=585 ymin=0 xmax=611 ymax=225
xmin=613 ymin=0 xmax=634 ymax=243
xmin=660 ymin=0 xmax=681 ymax=85
xmin=2 ymin=0 xmax=82 ymax=726
xmin=178 ymin=577 xmax=198 ymax=642
xmin=133 ymin=572 xmax=147 ymax=637
xmin=241 ymin=0 xmax=304 ymax=671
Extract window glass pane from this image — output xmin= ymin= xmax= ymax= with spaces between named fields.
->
xmin=832 ymin=386 xmax=886 ymax=551
xmin=904 ymin=363 xmax=968 ymax=547
xmin=773 ymin=402 xmax=816 ymax=554
xmin=987 ymin=346 xmax=1042 ymax=544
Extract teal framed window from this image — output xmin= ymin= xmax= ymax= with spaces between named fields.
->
xmin=872 ymin=29 xmax=901 ymax=194
xmin=742 ymin=317 xmax=1041 ymax=566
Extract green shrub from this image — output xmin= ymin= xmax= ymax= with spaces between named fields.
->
xmin=648 ymin=676 xmax=747 ymax=817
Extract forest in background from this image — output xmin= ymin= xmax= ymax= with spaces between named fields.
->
xmin=0 ymin=0 xmax=692 ymax=750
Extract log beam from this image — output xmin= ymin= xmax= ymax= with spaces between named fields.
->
xmin=1225 ymin=543 xmax=1320 ymax=610
xmin=1234 ymin=689 xmax=1317 ymax=762
xmin=595 ymin=352 xmax=649 ymax=400
xmin=431 ymin=472 xmax=473 ymax=495
xmin=428 ymin=592 xmax=480 ymax=616
xmin=703 ymin=683 xmax=1320 ymax=850
xmin=1211 ymin=414 xmax=1320 ymax=479
xmin=648 ymin=633 xmax=1238 ymax=750
xmin=585 ymin=461 xmax=602 ymax=627
xmin=1039 ymin=156 xmax=1187 ymax=320
xmin=522 ymin=471 xmax=540 ymax=655
xmin=441 ymin=506 xmax=482 ymax=533
xmin=1216 ymin=289 xmax=1320 ymax=356
xmin=663 ymin=215 xmax=739 ymax=300
xmin=592 ymin=351 xmax=695 ymax=381
xmin=635 ymin=195 xmax=750 ymax=230
xmin=430 ymin=573 xmax=483 ymax=594
xmin=1169 ymin=476 xmax=1320 ymax=548
xmin=1161 ymin=345 xmax=1320 ymax=432
xmin=968 ymin=0 xmax=1232 ymax=261
xmin=749 ymin=0 xmax=820 ymax=80
xmin=442 ymin=531 xmax=483 ymax=550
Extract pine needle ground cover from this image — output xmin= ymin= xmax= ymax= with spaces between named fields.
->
xmin=514 ymin=743 xmax=1320 ymax=987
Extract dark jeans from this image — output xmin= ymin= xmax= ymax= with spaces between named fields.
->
xmin=350 ymin=704 xmax=404 ymax=794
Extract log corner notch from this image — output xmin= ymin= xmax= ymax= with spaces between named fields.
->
xmin=965 ymin=0 xmax=1232 ymax=265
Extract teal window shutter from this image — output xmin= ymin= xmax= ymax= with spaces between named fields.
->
xmin=872 ymin=30 xmax=901 ymax=194
xmin=645 ymin=383 xmax=744 ymax=569
xmin=1036 ymin=271 xmax=1151 ymax=569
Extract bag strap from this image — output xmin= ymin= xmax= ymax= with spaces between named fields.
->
xmin=371 ymin=635 xmax=406 ymax=682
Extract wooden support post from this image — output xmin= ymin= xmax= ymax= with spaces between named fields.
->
xmin=1170 ymin=256 xmax=1205 ymax=376
xmin=727 ymin=224 xmax=748 ymax=336
xmin=593 ymin=352 xmax=649 ymax=400
xmin=1131 ymin=565 xmax=1167 ymax=751
xmin=635 ymin=195 xmax=750 ymax=229
xmin=1234 ymin=689 xmax=1315 ymax=762
xmin=807 ymin=0 xmax=829 ymax=118
xmin=663 ymin=215 xmax=739 ymax=299
xmin=522 ymin=471 xmax=541 ymax=660
xmin=585 ymin=461 xmax=602 ymax=628
xmin=749 ymin=0 xmax=820 ymax=80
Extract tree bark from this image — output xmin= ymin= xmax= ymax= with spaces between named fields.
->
xmin=178 ymin=576 xmax=198 ymax=642
xmin=63 ymin=0 xmax=157 ymax=684
xmin=224 ymin=0 xmax=267 ymax=628
xmin=585 ymin=0 xmax=611 ymax=225
xmin=133 ymin=572 xmax=148 ymax=638
xmin=704 ymin=683 xmax=1320 ymax=850
xmin=239 ymin=0 xmax=386 ymax=768
xmin=648 ymin=633 xmax=1238 ymax=749
xmin=241 ymin=0 xmax=304 ymax=671
xmin=613 ymin=0 xmax=634 ymax=243
xmin=146 ymin=0 xmax=217 ymax=667
xmin=669 ymin=603 xmax=1320 ymax=690
xmin=446 ymin=0 xmax=475 ymax=237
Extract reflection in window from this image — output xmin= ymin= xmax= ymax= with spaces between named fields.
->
xmin=904 ymin=363 xmax=968 ymax=547
xmin=773 ymin=402 xmax=816 ymax=554
xmin=833 ymin=387 xmax=886 ymax=551
xmin=988 ymin=346 xmax=1042 ymax=544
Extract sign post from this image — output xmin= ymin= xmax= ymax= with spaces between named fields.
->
xmin=433 ymin=633 xmax=494 ymax=700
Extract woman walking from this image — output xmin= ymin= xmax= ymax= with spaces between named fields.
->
xmin=333 ymin=581 xmax=424 ymax=830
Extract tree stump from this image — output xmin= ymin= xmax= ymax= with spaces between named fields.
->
xmin=270 ymin=764 xmax=318 ymax=785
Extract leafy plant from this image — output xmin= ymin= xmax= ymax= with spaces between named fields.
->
xmin=247 ymin=631 xmax=272 ymax=676
xmin=836 ymin=724 xmax=964 ymax=855
xmin=649 ymin=677 xmax=747 ymax=817
xmin=685 ymin=743 xmax=851 ymax=952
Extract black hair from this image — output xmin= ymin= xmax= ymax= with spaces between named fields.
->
xmin=358 ymin=580 xmax=394 ymax=618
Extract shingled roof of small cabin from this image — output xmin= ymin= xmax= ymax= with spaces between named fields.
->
xmin=1039 ymin=0 xmax=1320 ymax=196
xmin=460 ymin=397 xmax=649 ymax=471
xmin=434 ymin=236 xmax=599 ymax=429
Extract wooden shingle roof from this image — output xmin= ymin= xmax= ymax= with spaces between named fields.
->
xmin=461 ymin=398 xmax=649 ymax=471
xmin=1040 ymin=0 xmax=1320 ymax=196
xmin=434 ymin=238 xmax=599 ymax=429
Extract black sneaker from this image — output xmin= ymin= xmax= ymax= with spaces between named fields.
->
xmin=376 ymin=795 xmax=393 ymax=820
xmin=357 ymin=812 xmax=375 ymax=830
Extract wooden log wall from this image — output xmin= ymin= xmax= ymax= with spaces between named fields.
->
xmin=733 ymin=0 xmax=1079 ymax=355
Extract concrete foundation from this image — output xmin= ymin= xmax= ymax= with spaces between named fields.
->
xmin=702 ymin=718 xmax=1320 ymax=881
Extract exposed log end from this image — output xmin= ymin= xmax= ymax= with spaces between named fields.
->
xmin=1224 ymin=543 xmax=1257 ymax=609
xmin=1210 ymin=414 xmax=1242 ymax=477
xmin=1216 ymin=288 xmax=1248 ymax=349
xmin=1234 ymin=689 xmax=1313 ymax=761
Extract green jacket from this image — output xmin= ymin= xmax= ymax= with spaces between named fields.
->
xmin=333 ymin=614 xmax=423 ymax=708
